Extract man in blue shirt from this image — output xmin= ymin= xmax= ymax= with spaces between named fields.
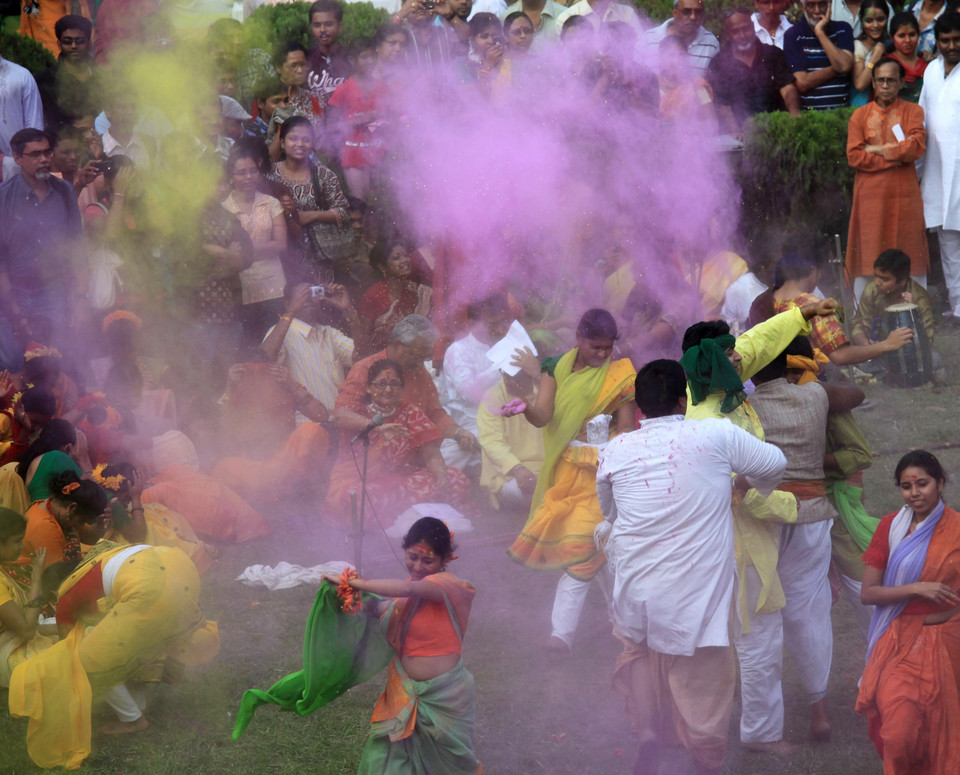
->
xmin=0 ymin=128 xmax=82 ymax=344
xmin=783 ymin=0 xmax=853 ymax=110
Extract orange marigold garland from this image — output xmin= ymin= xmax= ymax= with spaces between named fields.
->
xmin=336 ymin=568 xmax=362 ymax=615
xmin=92 ymin=463 xmax=126 ymax=492
xmin=102 ymin=310 xmax=143 ymax=333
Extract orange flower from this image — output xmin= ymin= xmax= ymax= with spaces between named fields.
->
xmin=336 ymin=568 xmax=362 ymax=615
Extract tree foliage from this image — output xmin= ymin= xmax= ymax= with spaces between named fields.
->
xmin=242 ymin=0 xmax=388 ymax=53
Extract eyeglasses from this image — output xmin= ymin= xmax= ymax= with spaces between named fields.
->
xmin=874 ymin=77 xmax=900 ymax=85
xmin=678 ymin=7 xmax=705 ymax=16
xmin=22 ymin=148 xmax=55 ymax=159
xmin=370 ymin=381 xmax=403 ymax=390
xmin=60 ymin=36 xmax=88 ymax=46
xmin=805 ymin=1 xmax=829 ymax=9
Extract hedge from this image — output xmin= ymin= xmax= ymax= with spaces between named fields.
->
xmin=241 ymin=1 xmax=388 ymax=53
xmin=0 ymin=25 xmax=55 ymax=75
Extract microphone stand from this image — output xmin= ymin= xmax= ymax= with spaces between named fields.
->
xmin=350 ymin=432 xmax=372 ymax=575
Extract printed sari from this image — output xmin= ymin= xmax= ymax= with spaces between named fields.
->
xmin=507 ymin=350 xmax=635 ymax=580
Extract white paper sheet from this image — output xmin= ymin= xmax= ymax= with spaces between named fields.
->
xmin=891 ymin=123 xmax=905 ymax=142
xmin=485 ymin=320 xmax=537 ymax=376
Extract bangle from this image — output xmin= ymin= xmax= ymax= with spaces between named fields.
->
xmin=865 ymin=61 xmax=875 ymax=69
xmin=279 ymin=313 xmax=294 ymax=322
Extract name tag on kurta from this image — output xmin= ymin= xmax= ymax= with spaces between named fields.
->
xmin=891 ymin=123 xmax=906 ymax=142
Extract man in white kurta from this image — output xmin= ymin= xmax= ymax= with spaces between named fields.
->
xmin=596 ymin=360 xmax=787 ymax=775
xmin=919 ymin=13 xmax=960 ymax=315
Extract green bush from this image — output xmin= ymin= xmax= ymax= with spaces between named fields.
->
xmin=242 ymin=1 xmax=387 ymax=53
xmin=736 ymin=108 xmax=856 ymax=272
xmin=0 ymin=27 xmax=56 ymax=75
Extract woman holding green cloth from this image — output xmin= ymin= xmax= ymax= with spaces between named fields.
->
xmin=507 ymin=309 xmax=636 ymax=652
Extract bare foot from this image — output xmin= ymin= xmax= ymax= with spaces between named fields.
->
xmin=808 ymin=699 xmax=831 ymax=743
xmin=542 ymin=636 xmax=570 ymax=654
xmin=743 ymin=739 xmax=798 ymax=755
xmin=99 ymin=716 xmax=149 ymax=735
xmin=633 ymin=734 xmax=660 ymax=775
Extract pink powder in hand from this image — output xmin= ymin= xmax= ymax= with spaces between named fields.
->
xmin=497 ymin=399 xmax=527 ymax=416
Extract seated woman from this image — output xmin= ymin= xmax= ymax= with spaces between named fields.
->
xmin=329 ymin=360 xmax=469 ymax=522
xmin=18 ymin=470 xmax=109 ymax=570
xmin=210 ymin=362 xmax=330 ymax=505
xmin=94 ymin=463 xmax=214 ymax=575
xmin=507 ymin=309 xmax=636 ymax=650
xmin=856 ymin=450 xmax=960 ymax=772
xmin=16 ymin=419 xmax=92 ymax=502
xmin=322 ymin=517 xmax=480 ymax=774
xmin=357 ymin=239 xmax=432 ymax=359
xmin=9 ymin=542 xmax=219 ymax=768
xmin=0 ymin=386 xmax=57 ymax=469
xmin=0 ymin=509 xmax=55 ymax=688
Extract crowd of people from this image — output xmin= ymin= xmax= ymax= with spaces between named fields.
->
xmin=2 ymin=0 xmax=960 ymax=772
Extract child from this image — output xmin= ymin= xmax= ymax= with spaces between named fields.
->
xmin=326 ymin=33 xmax=393 ymax=212
xmin=852 ymin=249 xmax=934 ymax=345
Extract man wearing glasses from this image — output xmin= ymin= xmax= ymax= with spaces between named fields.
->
xmin=0 ymin=128 xmax=82 ymax=344
xmin=783 ymin=0 xmax=854 ymax=109
xmin=641 ymin=0 xmax=720 ymax=76
xmin=36 ymin=15 xmax=102 ymax=128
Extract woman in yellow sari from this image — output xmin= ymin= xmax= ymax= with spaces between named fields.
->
xmin=507 ymin=309 xmax=636 ymax=651
xmin=8 ymin=541 xmax=219 ymax=769
xmin=0 ymin=509 xmax=55 ymax=687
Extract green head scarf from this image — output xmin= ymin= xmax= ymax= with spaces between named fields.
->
xmin=679 ymin=334 xmax=746 ymax=414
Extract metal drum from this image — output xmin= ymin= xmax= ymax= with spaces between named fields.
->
xmin=884 ymin=302 xmax=933 ymax=387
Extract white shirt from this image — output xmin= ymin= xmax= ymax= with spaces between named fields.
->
xmin=0 ymin=56 xmax=43 ymax=157
xmin=919 ymin=58 xmax=960 ymax=231
xmin=641 ymin=19 xmax=720 ymax=76
xmin=264 ymin=318 xmax=354 ymax=418
xmin=596 ymin=414 xmax=786 ymax=655
xmin=469 ymin=0 xmax=508 ymax=19
xmin=556 ymin=0 xmax=646 ymax=36
xmin=441 ymin=332 xmax=503 ymax=434
xmin=750 ymin=11 xmax=791 ymax=49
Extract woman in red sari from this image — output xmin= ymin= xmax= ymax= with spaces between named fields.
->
xmin=329 ymin=359 xmax=467 ymax=522
xmin=356 ymin=240 xmax=432 ymax=359
xmin=856 ymin=450 xmax=960 ymax=774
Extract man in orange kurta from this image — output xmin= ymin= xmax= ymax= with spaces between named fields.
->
xmin=845 ymin=61 xmax=929 ymax=301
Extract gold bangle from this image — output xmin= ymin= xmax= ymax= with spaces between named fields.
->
xmin=279 ymin=313 xmax=294 ymax=322
xmin=865 ymin=61 xmax=875 ymax=69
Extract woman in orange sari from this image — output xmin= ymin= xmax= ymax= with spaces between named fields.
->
xmin=323 ymin=517 xmax=480 ymax=774
xmin=856 ymin=450 xmax=960 ymax=773
xmin=507 ymin=309 xmax=636 ymax=651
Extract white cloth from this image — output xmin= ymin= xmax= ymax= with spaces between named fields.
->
xmin=0 ymin=56 xmax=43 ymax=157
xmin=751 ymin=12 xmax=791 ymax=48
xmin=938 ymin=228 xmax=960 ymax=315
xmin=641 ymin=19 xmax=720 ymax=76
xmin=734 ymin=566 xmax=785 ymax=743
xmin=838 ymin=572 xmax=873 ymax=640
xmin=441 ymin=332 xmax=504 ymax=434
xmin=721 ymin=271 xmax=768 ymax=333
xmin=103 ymin=683 xmax=146 ymax=722
xmin=102 ymin=545 xmax=150 ymax=597
xmin=596 ymin=414 xmax=787 ymax=655
xmin=778 ymin=520 xmax=834 ymax=702
xmin=385 ymin=502 xmax=473 ymax=538
xmin=919 ymin=58 xmax=960 ymax=232
xmin=236 ymin=561 xmax=353 ymax=590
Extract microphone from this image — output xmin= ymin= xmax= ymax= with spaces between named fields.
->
xmin=353 ymin=413 xmax=384 ymax=442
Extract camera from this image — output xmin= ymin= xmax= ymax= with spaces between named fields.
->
xmin=492 ymin=36 xmax=504 ymax=46
xmin=422 ymin=1 xmax=435 ymax=9
xmin=309 ymin=285 xmax=326 ymax=298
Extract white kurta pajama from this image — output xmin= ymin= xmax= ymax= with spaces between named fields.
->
xmin=919 ymin=58 xmax=960 ymax=315
xmin=596 ymin=414 xmax=787 ymax=767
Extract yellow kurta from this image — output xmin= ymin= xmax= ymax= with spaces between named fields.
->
xmin=685 ymin=307 xmax=810 ymax=627
xmin=0 ymin=567 xmax=56 ymax=687
xmin=477 ymin=382 xmax=545 ymax=507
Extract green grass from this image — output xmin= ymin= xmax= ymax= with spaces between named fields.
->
xmin=4 ymin=330 xmax=960 ymax=774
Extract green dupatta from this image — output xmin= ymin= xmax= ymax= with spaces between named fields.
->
xmin=528 ymin=349 xmax=613 ymax=518
xmin=232 ymin=584 xmax=393 ymax=740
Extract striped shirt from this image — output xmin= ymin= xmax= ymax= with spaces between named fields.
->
xmin=264 ymin=318 xmax=354 ymax=417
xmin=641 ymin=19 xmax=720 ymax=77
xmin=783 ymin=18 xmax=854 ymax=110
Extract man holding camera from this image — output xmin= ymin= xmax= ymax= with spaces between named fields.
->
xmin=393 ymin=0 xmax=463 ymax=66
